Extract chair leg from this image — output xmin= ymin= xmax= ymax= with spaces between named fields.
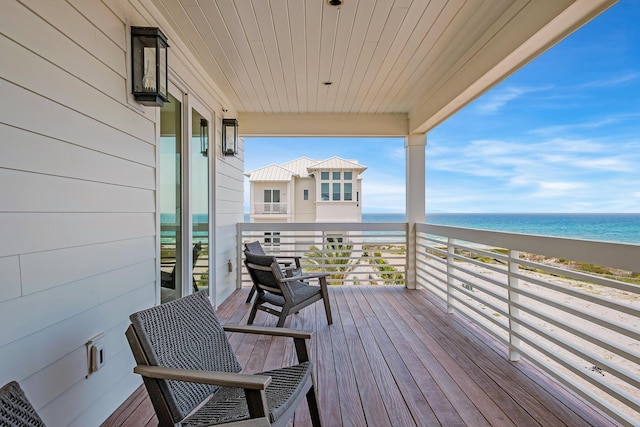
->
xmin=248 ymin=300 xmax=259 ymax=324
xmin=276 ymin=308 xmax=289 ymax=327
xmin=319 ymin=278 xmax=332 ymax=325
xmin=245 ymin=286 xmax=256 ymax=303
xmin=306 ymin=385 xmax=322 ymax=427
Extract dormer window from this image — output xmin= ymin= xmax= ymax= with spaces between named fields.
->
xmin=318 ymin=169 xmax=355 ymax=202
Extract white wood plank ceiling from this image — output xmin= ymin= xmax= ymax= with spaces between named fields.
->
xmin=152 ymin=0 xmax=616 ymax=135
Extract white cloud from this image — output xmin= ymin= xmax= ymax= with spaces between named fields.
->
xmin=533 ymin=119 xmax=618 ymax=136
xmin=475 ymin=85 xmax=551 ymax=114
xmin=574 ymin=157 xmax=635 ymax=172
xmin=577 ymin=73 xmax=639 ymax=89
xmin=538 ymin=181 xmax=585 ymax=192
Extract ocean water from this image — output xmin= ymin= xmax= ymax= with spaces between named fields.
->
xmin=242 ymin=212 xmax=640 ymax=244
xmin=366 ymin=213 xmax=640 ymax=244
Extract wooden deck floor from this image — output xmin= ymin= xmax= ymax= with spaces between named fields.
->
xmin=103 ymin=286 xmax=617 ymax=427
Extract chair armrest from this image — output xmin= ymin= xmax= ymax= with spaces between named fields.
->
xmin=223 ymin=325 xmax=314 ymax=363
xmin=133 ymin=365 xmax=271 ymax=390
xmin=280 ymin=272 xmax=329 ymax=282
xmin=223 ymin=325 xmax=313 ymax=340
xmin=218 ymin=418 xmax=271 ymax=427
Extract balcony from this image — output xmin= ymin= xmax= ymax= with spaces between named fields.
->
xmin=104 ymin=221 xmax=639 ymax=426
xmin=232 ymin=221 xmax=639 ymax=425
xmin=253 ymin=203 xmax=288 ymax=215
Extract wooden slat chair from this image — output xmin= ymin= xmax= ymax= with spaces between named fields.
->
xmin=0 ymin=381 xmax=46 ymax=427
xmin=243 ymin=241 xmax=302 ymax=303
xmin=126 ymin=291 xmax=322 ymax=427
xmin=244 ymin=250 xmax=332 ymax=328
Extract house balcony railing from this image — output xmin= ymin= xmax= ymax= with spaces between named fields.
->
xmin=253 ymin=202 xmax=288 ymax=214
xmin=238 ymin=221 xmax=640 ymax=425
xmin=238 ymin=222 xmax=408 ymax=286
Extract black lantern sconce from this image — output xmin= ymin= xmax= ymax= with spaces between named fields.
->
xmin=200 ymin=118 xmax=209 ymax=157
xmin=131 ymin=26 xmax=169 ymax=107
xmin=222 ymin=118 xmax=239 ymax=156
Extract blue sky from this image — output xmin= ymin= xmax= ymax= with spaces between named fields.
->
xmin=244 ymin=1 xmax=640 ymax=214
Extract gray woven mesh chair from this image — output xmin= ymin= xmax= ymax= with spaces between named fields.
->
xmin=244 ymin=241 xmax=302 ymax=303
xmin=126 ymin=291 xmax=322 ymax=427
xmin=0 ymin=381 xmax=46 ymax=427
xmin=244 ymin=250 xmax=332 ymax=328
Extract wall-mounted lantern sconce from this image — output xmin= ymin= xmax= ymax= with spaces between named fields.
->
xmin=200 ymin=118 xmax=209 ymax=157
xmin=222 ymin=118 xmax=239 ymax=156
xmin=131 ymin=26 xmax=169 ymax=107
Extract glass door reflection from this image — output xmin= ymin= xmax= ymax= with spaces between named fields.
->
xmin=160 ymin=93 xmax=182 ymax=303
xmin=191 ymin=109 xmax=209 ymax=295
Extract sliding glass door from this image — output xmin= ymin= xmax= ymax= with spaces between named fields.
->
xmin=159 ymin=87 xmax=213 ymax=303
xmin=191 ymin=107 xmax=209 ymax=296
xmin=159 ymin=92 xmax=183 ymax=303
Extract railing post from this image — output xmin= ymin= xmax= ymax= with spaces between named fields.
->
xmin=236 ymin=223 xmax=243 ymax=292
xmin=406 ymin=222 xmax=417 ymax=289
xmin=405 ymin=222 xmax=412 ymax=288
xmin=446 ymin=238 xmax=455 ymax=314
xmin=321 ymin=230 xmax=327 ymax=273
xmin=508 ymin=249 xmax=521 ymax=361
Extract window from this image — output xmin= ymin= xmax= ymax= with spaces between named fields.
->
xmin=318 ymin=170 xmax=357 ymax=202
xmin=264 ymin=189 xmax=280 ymax=203
xmin=332 ymin=183 xmax=340 ymax=200
xmin=263 ymin=189 xmax=280 ymax=213
xmin=303 ymin=189 xmax=309 ymax=200
xmin=344 ymin=183 xmax=352 ymax=201
xmin=264 ymin=232 xmax=281 ymax=247
xmin=321 ymin=183 xmax=329 ymax=200
xmin=327 ymin=235 xmax=345 ymax=251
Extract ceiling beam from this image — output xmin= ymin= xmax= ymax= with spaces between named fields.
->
xmin=238 ymin=113 xmax=409 ymax=137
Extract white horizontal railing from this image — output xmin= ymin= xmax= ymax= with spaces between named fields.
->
xmin=416 ymin=223 xmax=640 ymax=426
xmin=237 ymin=222 xmax=407 ymax=286
xmin=253 ymin=203 xmax=288 ymax=214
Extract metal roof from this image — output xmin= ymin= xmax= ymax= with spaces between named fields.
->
xmin=307 ymin=157 xmax=367 ymax=172
xmin=246 ymin=156 xmax=367 ymax=181
xmin=244 ymin=164 xmax=298 ymax=182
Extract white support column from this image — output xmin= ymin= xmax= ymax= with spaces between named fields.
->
xmin=405 ymin=133 xmax=426 ymax=289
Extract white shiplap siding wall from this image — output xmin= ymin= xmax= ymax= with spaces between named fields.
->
xmin=215 ymin=134 xmax=245 ymax=304
xmin=0 ymin=1 xmax=156 ymax=425
xmin=0 ymin=0 xmax=244 ymax=425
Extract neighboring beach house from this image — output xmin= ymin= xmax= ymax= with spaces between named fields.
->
xmin=245 ymin=157 xmax=367 ymax=224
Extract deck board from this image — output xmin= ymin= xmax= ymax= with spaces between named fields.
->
xmin=102 ymin=286 xmax=618 ymax=427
